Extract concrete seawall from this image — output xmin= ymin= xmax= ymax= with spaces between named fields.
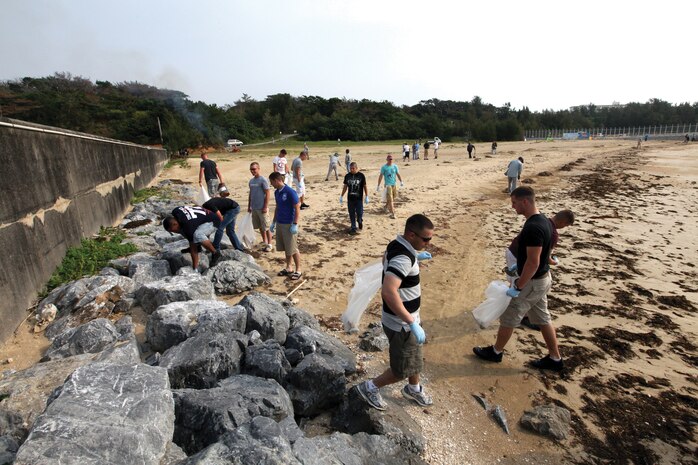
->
xmin=0 ymin=118 xmax=168 ymax=343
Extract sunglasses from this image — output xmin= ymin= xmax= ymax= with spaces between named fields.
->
xmin=409 ymin=229 xmax=432 ymax=242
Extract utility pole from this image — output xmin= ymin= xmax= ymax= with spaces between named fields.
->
xmin=157 ymin=117 xmax=164 ymax=145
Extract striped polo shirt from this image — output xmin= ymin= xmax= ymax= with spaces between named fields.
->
xmin=381 ymin=235 xmax=421 ymax=332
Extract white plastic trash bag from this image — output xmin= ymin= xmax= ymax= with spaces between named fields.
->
xmin=341 ymin=261 xmax=383 ymax=332
xmin=195 ymin=185 xmax=210 ymax=205
xmin=236 ymin=212 xmax=257 ymax=249
xmin=381 ymin=187 xmax=388 ymax=203
xmin=471 ymin=280 xmax=512 ymax=328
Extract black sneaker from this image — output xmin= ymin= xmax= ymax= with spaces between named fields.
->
xmin=530 ymin=355 xmax=564 ymax=372
xmin=358 ymin=220 xmax=363 ymax=230
xmin=349 ymin=229 xmax=357 ymax=235
xmin=473 ymin=345 xmax=503 ymax=363
xmin=300 ymin=203 xmax=310 ymax=210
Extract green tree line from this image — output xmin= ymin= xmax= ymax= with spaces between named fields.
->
xmin=1 ymin=73 xmax=696 ymax=152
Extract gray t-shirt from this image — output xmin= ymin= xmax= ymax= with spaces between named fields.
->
xmin=248 ymin=176 xmax=270 ymax=210
xmin=291 ymin=157 xmax=303 ymax=180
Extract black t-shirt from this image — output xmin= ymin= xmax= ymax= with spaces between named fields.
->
xmin=202 ymin=197 xmax=239 ymax=213
xmin=171 ymin=206 xmax=217 ymax=242
xmin=343 ymin=172 xmax=367 ymax=199
xmin=516 ymin=213 xmax=552 ymax=278
xmin=200 ymin=159 xmax=218 ymax=181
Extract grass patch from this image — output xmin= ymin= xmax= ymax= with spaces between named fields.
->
xmin=165 ymin=158 xmax=191 ymax=169
xmin=44 ymin=227 xmax=137 ymax=294
xmin=131 ymin=186 xmax=175 ymax=205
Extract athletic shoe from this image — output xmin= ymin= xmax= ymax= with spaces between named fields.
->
xmin=300 ymin=203 xmax=310 ymax=210
xmin=349 ymin=229 xmax=357 ymax=235
xmin=530 ymin=355 xmax=564 ymax=372
xmin=401 ymin=385 xmax=433 ymax=407
xmin=356 ymin=381 xmax=387 ymax=411
xmin=264 ymin=244 xmax=273 ymax=252
xmin=473 ymin=345 xmax=503 ymax=363
xmin=358 ymin=220 xmax=363 ymax=230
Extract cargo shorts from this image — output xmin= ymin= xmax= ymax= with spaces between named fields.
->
xmin=500 ymin=272 xmax=553 ymax=328
xmin=383 ymin=324 xmax=423 ymax=379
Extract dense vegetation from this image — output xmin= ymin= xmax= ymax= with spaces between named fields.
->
xmin=1 ymin=73 xmax=696 ymax=151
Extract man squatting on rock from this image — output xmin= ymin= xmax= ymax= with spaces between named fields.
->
xmin=473 ymin=186 xmax=565 ymax=372
xmin=357 ymin=214 xmax=435 ymax=410
xmin=162 ymin=206 xmax=222 ymax=270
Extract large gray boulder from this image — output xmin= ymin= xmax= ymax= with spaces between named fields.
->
xmin=520 ymin=404 xmax=571 ymax=440
xmin=0 ymin=354 xmax=94 ymax=444
xmin=284 ymin=325 xmax=356 ymax=375
xmin=160 ymin=240 xmax=211 ymax=274
xmin=159 ymin=330 xmax=247 ymax=389
xmin=238 ymin=292 xmax=290 ymax=344
xmin=135 ymin=273 xmax=215 ymax=314
xmin=180 ymin=416 xmax=300 ymax=465
xmin=127 ymin=255 xmax=172 ymax=285
xmin=359 ymin=323 xmax=389 ymax=352
xmin=14 ymin=363 xmax=174 ymax=465
xmin=332 ymin=386 xmax=426 ymax=454
xmin=173 ymin=374 xmax=294 ymax=454
xmin=293 ymin=432 xmax=428 ymax=465
xmin=0 ymin=435 xmax=18 ymax=465
xmin=286 ymin=306 xmax=321 ymax=331
xmin=286 ymin=353 xmax=346 ymax=416
xmin=42 ymin=318 xmax=120 ymax=361
xmin=146 ymin=300 xmax=247 ymax=353
xmin=208 ymin=260 xmax=271 ymax=294
xmin=242 ymin=339 xmax=292 ymax=384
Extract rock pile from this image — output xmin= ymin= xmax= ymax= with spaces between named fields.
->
xmin=0 ymin=183 xmax=426 ymax=464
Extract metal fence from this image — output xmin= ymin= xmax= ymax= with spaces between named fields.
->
xmin=524 ymin=123 xmax=698 ymax=140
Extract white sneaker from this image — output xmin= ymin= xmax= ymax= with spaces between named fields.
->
xmin=264 ymin=244 xmax=273 ymax=252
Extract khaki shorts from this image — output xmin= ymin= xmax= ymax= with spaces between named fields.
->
xmin=251 ymin=210 xmax=269 ymax=230
xmin=383 ymin=324 xmax=423 ymax=379
xmin=500 ymin=272 xmax=553 ymax=327
xmin=275 ymin=223 xmax=299 ymax=257
xmin=385 ymin=185 xmax=398 ymax=202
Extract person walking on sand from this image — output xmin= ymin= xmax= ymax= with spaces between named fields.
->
xmin=504 ymin=209 xmax=575 ymax=330
xmin=199 ymin=153 xmax=224 ymax=198
xmin=433 ymin=139 xmax=440 ymax=159
xmin=163 ymin=206 xmax=222 ymax=270
xmin=344 ymin=148 xmax=352 ymax=173
xmin=247 ymin=162 xmax=273 ymax=252
xmin=505 ymin=157 xmax=524 ymax=194
xmin=272 ymin=149 xmax=288 ymax=176
xmin=291 ymin=151 xmax=310 ymax=210
xmin=203 ymin=185 xmax=245 ymax=252
xmin=467 ymin=142 xmax=475 ymax=159
xmin=269 ymin=172 xmax=302 ymax=280
xmin=377 ymin=154 xmax=403 ymax=219
xmin=412 ymin=140 xmax=420 ymax=160
xmin=303 ymin=142 xmax=310 ymax=158
xmin=423 ymin=140 xmax=430 ymax=160
xmin=402 ymin=142 xmax=410 ymax=162
xmin=325 ymin=152 xmax=342 ymax=181
xmin=340 ymin=161 xmax=369 ymax=235
xmin=356 ymin=214 xmax=435 ymax=410
xmin=473 ymin=186 xmax=564 ymax=372
xmin=492 ymin=141 xmax=498 ymax=155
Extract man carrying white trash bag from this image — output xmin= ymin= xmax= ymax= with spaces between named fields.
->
xmin=342 ymin=214 xmax=435 ymax=410
xmin=472 ymin=186 xmax=565 ymax=372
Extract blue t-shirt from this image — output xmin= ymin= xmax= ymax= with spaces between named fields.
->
xmin=274 ymin=184 xmax=299 ymax=224
xmin=380 ymin=164 xmax=399 ymax=186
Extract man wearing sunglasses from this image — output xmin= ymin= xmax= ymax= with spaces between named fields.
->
xmin=357 ymin=214 xmax=434 ymax=410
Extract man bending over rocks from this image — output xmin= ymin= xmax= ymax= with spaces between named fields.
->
xmin=163 ymin=206 xmax=221 ymax=270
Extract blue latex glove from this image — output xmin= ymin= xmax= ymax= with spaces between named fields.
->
xmin=409 ymin=322 xmax=426 ymax=344
xmin=339 ymin=196 xmax=343 ymax=205
xmin=364 ymin=196 xmax=369 ymax=205
xmin=506 ymin=287 xmax=521 ymax=298
xmin=417 ymin=251 xmax=432 ymax=261
xmin=400 ymin=182 xmax=405 ymax=187
xmin=270 ymin=222 xmax=276 ymax=233
xmin=290 ymin=224 xmax=298 ymax=235
xmin=551 ymin=255 xmax=560 ymax=265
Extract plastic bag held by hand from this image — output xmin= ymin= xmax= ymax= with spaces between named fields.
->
xmin=471 ymin=280 xmax=512 ymax=328
xmin=195 ymin=185 xmax=210 ymax=205
xmin=341 ymin=261 xmax=383 ymax=332
xmin=236 ymin=213 xmax=257 ymax=248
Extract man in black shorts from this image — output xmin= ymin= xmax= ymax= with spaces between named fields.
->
xmin=473 ymin=186 xmax=564 ymax=371
xmin=357 ymin=214 xmax=435 ymax=410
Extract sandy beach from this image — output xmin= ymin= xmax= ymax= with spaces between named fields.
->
xmin=3 ymin=138 xmax=697 ymax=464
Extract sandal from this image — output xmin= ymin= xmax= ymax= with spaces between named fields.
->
xmin=278 ymin=269 xmax=291 ymax=276
xmin=289 ymin=271 xmax=303 ymax=280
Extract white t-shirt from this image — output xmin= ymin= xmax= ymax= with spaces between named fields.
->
xmin=273 ymin=156 xmax=288 ymax=174
xmin=433 ymin=141 xmax=439 ymax=150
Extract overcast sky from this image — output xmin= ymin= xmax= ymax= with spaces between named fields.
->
xmin=2 ymin=0 xmax=696 ymax=112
